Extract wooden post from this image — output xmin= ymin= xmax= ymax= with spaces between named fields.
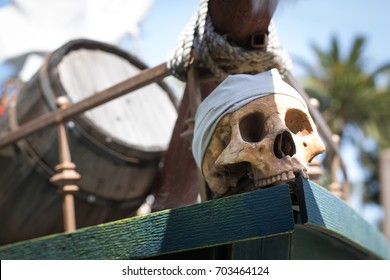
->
xmin=327 ymin=134 xmax=347 ymax=200
xmin=0 ymin=63 xmax=169 ymax=149
xmin=152 ymin=0 xmax=279 ymax=211
xmin=208 ymin=0 xmax=278 ymax=49
xmin=306 ymin=98 xmax=323 ymax=184
xmin=380 ymin=149 xmax=390 ymax=241
xmin=50 ymin=96 xmax=80 ymax=232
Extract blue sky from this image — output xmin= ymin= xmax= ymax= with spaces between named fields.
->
xmin=139 ymin=0 xmax=390 ymax=78
xmin=1 ymin=0 xmax=389 ymax=78
xmin=274 ymin=0 xmax=390 ymax=76
xmin=0 ymin=0 xmax=9 ymax=7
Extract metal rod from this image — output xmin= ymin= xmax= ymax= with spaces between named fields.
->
xmin=62 ymin=185 xmax=79 ymax=232
xmin=380 ymin=149 xmax=390 ymax=241
xmin=187 ymin=51 xmax=202 ymax=118
xmin=0 ymin=63 xmax=170 ymax=148
xmin=50 ymin=97 xmax=80 ymax=232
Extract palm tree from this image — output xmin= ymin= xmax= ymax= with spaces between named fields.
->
xmin=299 ymin=35 xmax=390 ymax=143
xmin=298 ymin=35 xmax=390 ymax=206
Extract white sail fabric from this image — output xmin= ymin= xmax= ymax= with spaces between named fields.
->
xmin=0 ymin=0 xmax=153 ymax=60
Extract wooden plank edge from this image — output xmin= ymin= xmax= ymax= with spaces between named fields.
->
xmin=297 ymin=177 xmax=390 ymax=259
xmin=0 ymin=184 xmax=295 ymax=259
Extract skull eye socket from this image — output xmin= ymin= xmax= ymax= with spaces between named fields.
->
xmin=239 ymin=112 xmax=265 ymax=142
xmin=285 ymin=109 xmax=313 ymax=136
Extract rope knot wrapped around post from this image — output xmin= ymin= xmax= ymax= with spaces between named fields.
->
xmin=167 ymin=0 xmax=292 ymax=82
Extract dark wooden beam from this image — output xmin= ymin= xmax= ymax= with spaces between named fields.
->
xmin=152 ymin=0 xmax=279 ymax=211
xmin=209 ymin=0 xmax=279 ymax=49
xmin=1 ymin=179 xmax=388 ymax=260
xmin=0 ymin=185 xmax=295 ymax=259
xmin=0 ymin=63 xmax=169 ymax=149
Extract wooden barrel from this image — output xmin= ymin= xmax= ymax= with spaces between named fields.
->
xmin=0 ymin=39 xmax=178 ymax=245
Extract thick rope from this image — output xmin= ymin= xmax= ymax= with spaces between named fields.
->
xmin=167 ymin=0 xmax=292 ymax=82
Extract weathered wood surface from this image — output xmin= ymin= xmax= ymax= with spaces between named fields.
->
xmin=150 ymin=87 xmax=200 ymax=211
xmin=1 ymin=179 xmax=389 ymax=260
xmin=58 ymin=48 xmax=177 ymax=152
xmin=0 ymin=185 xmax=295 ymax=259
xmin=151 ymin=82 xmax=218 ymax=211
xmin=0 ymin=39 xmax=176 ymax=245
xmin=380 ymin=149 xmax=390 ymax=242
xmin=0 ymin=150 xmax=143 ymax=246
xmin=297 ymin=177 xmax=390 ymax=260
xmin=209 ymin=0 xmax=278 ymax=48
xmin=0 ymin=40 xmax=176 ymax=201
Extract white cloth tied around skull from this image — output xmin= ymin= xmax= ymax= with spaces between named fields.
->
xmin=192 ymin=68 xmax=308 ymax=170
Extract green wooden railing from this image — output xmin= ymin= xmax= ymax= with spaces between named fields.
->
xmin=0 ymin=178 xmax=388 ymax=260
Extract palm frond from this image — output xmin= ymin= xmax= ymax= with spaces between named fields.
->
xmin=347 ymin=36 xmax=366 ymax=68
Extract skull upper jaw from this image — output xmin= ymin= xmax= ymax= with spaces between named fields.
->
xmin=201 ymin=95 xmax=325 ymax=197
xmin=203 ymin=149 xmax=311 ymax=197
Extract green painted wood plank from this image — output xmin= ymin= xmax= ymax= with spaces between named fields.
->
xmin=291 ymin=226 xmax=377 ymax=260
xmin=0 ymin=184 xmax=294 ymax=259
xmin=296 ymin=177 xmax=390 ymax=260
xmin=232 ymin=234 xmax=291 ymax=260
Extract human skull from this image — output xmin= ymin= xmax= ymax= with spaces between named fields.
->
xmin=202 ymin=94 xmax=325 ymax=196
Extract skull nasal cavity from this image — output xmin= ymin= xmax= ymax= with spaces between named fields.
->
xmin=239 ymin=112 xmax=265 ymax=142
xmin=274 ymin=131 xmax=296 ymax=159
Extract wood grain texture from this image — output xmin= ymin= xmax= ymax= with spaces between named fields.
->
xmin=0 ymin=185 xmax=294 ymax=259
xmin=151 ymin=86 xmax=202 ymax=211
xmin=58 ymin=49 xmax=177 ymax=151
xmin=152 ymin=0 xmax=278 ymax=211
xmin=297 ymin=177 xmax=390 ymax=260
xmin=232 ymin=234 xmax=291 ymax=260
xmin=1 ymin=178 xmax=388 ymax=260
xmin=209 ymin=0 xmax=278 ymax=48
xmin=0 ymin=40 xmax=177 ymax=244
xmin=291 ymin=226 xmax=379 ymax=260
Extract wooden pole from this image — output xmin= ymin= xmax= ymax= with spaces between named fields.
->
xmin=208 ymin=0 xmax=278 ymax=48
xmin=380 ymin=149 xmax=390 ymax=241
xmin=0 ymin=63 xmax=169 ymax=149
xmin=152 ymin=0 xmax=279 ymax=211
xmin=50 ymin=96 xmax=81 ymax=232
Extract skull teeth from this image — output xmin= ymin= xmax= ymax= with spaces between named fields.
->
xmin=254 ymin=169 xmax=309 ymax=188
